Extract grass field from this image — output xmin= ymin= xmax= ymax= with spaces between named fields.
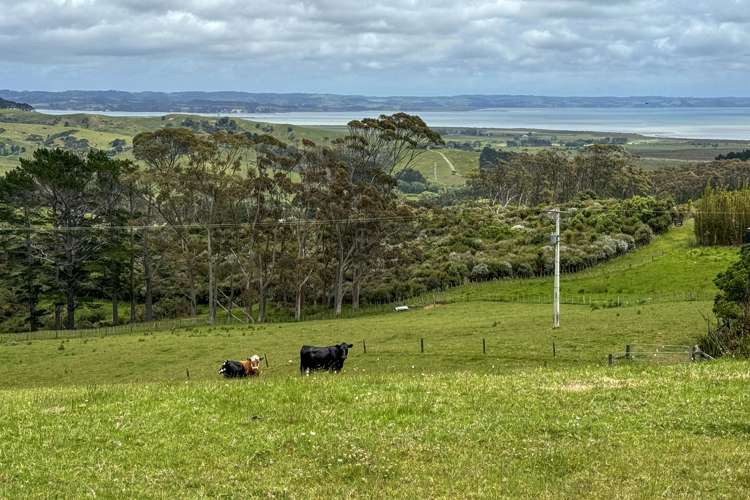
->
xmin=1 ymin=362 xmax=748 ymax=497
xmin=443 ymin=220 xmax=737 ymax=305
xmin=0 ymin=222 xmax=747 ymax=496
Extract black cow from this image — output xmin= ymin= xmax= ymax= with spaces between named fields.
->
xmin=218 ymin=359 xmax=246 ymax=378
xmin=300 ymin=343 xmax=354 ymax=375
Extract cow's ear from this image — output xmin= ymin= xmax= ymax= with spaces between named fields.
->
xmin=347 ymin=343 xmax=354 ymax=348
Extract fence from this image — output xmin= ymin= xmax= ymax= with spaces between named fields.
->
xmin=606 ymin=343 xmax=713 ymax=365
xmin=0 ymin=286 xmax=717 ymax=344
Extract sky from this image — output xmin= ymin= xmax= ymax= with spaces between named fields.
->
xmin=1 ymin=0 xmax=749 ymax=96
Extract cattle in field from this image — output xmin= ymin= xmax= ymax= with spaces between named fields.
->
xmin=300 ymin=343 xmax=354 ymax=375
xmin=219 ymin=355 xmax=263 ymax=378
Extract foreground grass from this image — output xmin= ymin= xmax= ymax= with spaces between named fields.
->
xmin=0 ymin=363 xmax=748 ymax=498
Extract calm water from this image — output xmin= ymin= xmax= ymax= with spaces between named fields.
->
xmin=38 ymin=107 xmax=750 ymax=140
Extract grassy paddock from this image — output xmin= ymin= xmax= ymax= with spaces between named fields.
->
xmin=0 ymin=363 xmax=748 ymax=498
xmin=443 ymin=221 xmax=737 ymax=304
xmin=0 ymin=300 xmax=712 ymax=389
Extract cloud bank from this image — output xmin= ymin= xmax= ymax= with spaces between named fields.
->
xmin=1 ymin=0 xmax=748 ymax=95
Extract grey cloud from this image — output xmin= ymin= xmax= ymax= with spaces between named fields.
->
xmin=0 ymin=0 xmax=748 ymax=95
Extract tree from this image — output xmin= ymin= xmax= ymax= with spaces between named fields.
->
xmin=322 ymin=113 xmax=442 ymax=315
xmin=87 ymin=151 xmax=134 ymax=325
xmin=0 ymin=170 xmax=47 ymax=331
xmin=706 ymin=245 xmax=750 ymax=356
xmin=133 ymin=128 xmax=211 ymax=318
xmin=230 ymin=136 xmax=294 ymax=323
xmin=6 ymin=149 xmax=122 ymax=329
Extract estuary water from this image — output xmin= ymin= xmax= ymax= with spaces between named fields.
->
xmin=37 ymin=107 xmax=750 ymax=140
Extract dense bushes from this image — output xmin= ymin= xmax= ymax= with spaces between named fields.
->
xmin=359 ymin=196 xmax=677 ymax=303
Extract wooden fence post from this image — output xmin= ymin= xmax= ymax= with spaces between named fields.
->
xmin=420 ymin=338 xmax=424 ymax=353
xmin=362 ymin=339 xmax=367 ymax=354
xmin=482 ymin=338 xmax=486 ymax=354
xmin=552 ymin=339 xmax=556 ymax=358
xmin=264 ymin=353 xmax=269 ymax=368
xmin=625 ymin=344 xmax=631 ymax=360
xmin=608 ymin=354 xmax=613 ymax=366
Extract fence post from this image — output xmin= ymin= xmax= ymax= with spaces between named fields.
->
xmin=264 ymin=353 xmax=269 ymax=368
xmin=552 ymin=339 xmax=556 ymax=358
xmin=362 ymin=339 xmax=367 ymax=354
xmin=625 ymin=344 xmax=631 ymax=360
xmin=420 ymin=338 xmax=424 ymax=353
xmin=608 ymin=354 xmax=613 ymax=366
xmin=482 ymin=338 xmax=486 ymax=354
xmin=186 ymin=368 xmax=190 ymax=379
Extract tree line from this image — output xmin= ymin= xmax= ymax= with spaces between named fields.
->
xmin=475 ymin=145 xmax=750 ymax=205
xmin=471 ymin=145 xmax=651 ymax=206
xmin=0 ymin=113 xmax=443 ymax=331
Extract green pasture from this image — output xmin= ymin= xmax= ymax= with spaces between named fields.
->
xmin=0 ymin=362 xmax=747 ymax=498
xmin=0 ymin=208 xmax=747 ymax=496
xmin=443 ymin=221 xmax=737 ymax=305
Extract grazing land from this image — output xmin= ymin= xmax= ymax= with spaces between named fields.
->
xmin=0 ymin=221 xmax=747 ymax=497
xmin=0 ymin=362 xmax=748 ymax=498
xmin=443 ymin=220 xmax=736 ymax=304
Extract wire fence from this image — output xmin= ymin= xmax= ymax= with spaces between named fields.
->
xmin=0 ymin=286 xmax=716 ymax=343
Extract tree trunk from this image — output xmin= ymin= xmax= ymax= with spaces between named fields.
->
xmin=129 ymin=228 xmax=136 ymax=323
xmin=112 ymin=293 xmax=119 ymax=325
xmin=54 ymin=303 xmax=62 ymax=331
xmin=24 ymin=213 xmax=37 ymax=332
xmin=352 ymin=275 xmax=361 ymax=311
xmin=143 ymin=227 xmax=154 ymax=322
xmin=207 ymin=226 xmax=216 ymax=324
xmin=65 ymin=289 xmax=75 ymax=330
xmin=186 ymin=250 xmax=197 ymax=317
xmin=244 ymin=277 xmax=253 ymax=323
xmin=334 ymin=259 xmax=345 ymax=316
xmin=295 ymin=286 xmax=304 ymax=321
xmin=258 ymin=284 xmax=267 ymax=323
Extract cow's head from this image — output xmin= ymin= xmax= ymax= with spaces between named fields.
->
xmin=337 ymin=343 xmax=354 ymax=358
xmin=249 ymin=355 xmax=262 ymax=370
xmin=218 ymin=360 xmax=230 ymax=375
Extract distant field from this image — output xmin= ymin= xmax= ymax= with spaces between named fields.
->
xmin=407 ymin=149 xmax=479 ymax=185
xmin=0 ymin=110 xmax=344 ymax=174
xmin=3 ymin=110 xmax=750 ymax=183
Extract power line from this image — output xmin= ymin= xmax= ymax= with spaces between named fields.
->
xmin=0 ymin=204 xmax=745 ymax=233
xmin=0 ymin=215 xmax=422 ymax=233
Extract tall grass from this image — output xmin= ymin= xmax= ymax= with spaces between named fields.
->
xmin=694 ymin=186 xmax=750 ymax=245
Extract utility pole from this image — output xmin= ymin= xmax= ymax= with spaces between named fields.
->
xmin=551 ymin=208 xmax=561 ymax=328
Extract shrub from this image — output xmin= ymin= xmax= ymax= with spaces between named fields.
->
xmin=634 ymin=224 xmax=654 ymax=245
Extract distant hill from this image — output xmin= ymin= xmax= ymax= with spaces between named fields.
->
xmin=2 ymin=90 xmax=750 ymax=113
xmin=0 ymin=97 xmax=32 ymax=111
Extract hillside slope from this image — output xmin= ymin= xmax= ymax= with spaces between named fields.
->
xmin=440 ymin=221 xmax=736 ymax=305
